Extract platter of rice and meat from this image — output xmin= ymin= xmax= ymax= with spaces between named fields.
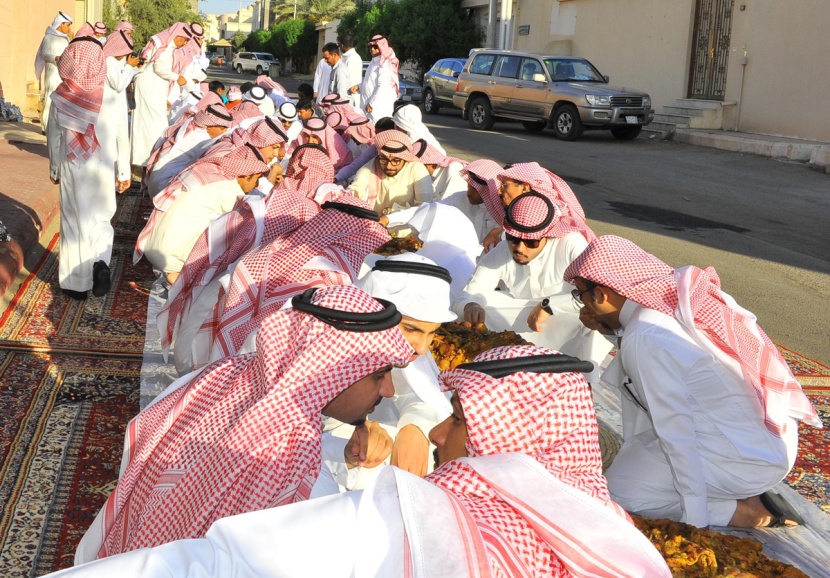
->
xmin=429 ymin=322 xmax=529 ymax=371
xmin=374 ymin=235 xmax=423 ymax=256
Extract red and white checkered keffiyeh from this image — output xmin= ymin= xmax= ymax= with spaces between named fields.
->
xmin=50 ymin=37 xmax=106 ymax=165
xmin=230 ymin=100 xmax=264 ymax=124
xmin=206 ymin=196 xmax=389 ymax=361
xmin=114 ymin=21 xmax=133 ymax=33
xmin=325 ymin=110 xmax=345 ymax=133
xmin=498 ymin=162 xmax=595 ymax=242
xmin=145 ymin=104 xmax=232 ymax=176
xmin=281 ymin=144 xmax=335 ymax=198
xmin=328 ymin=100 xmax=363 ymax=124
xmin=432 ymin=345 xmax=635 ymax=577
xmin=102 ymin=30 xmax=133 ymax=59
xmin=502 ymin=191 xmax=567 ymax=241
xmin=135 ymin=145 xmax=270 ymax=263
xmin=344 ymin=116 xmax=376 ymax=145
xmin=371 ymin=34 xmax=399 ymax=93
xmin=564 ymin=235 xmax=821 ymax=436
xmin=459 ymin=158 xmax=503 ymax=220
xmin=173 ymin=23 xmax=204 ymax=74
xmin=291 ymin=117 xmax=353 ymax=170
xmin=412 ymin=139 xmax=465 ymax=168
xmin=74 ymin=22 xmax=95 ymax=38
xmin=94 ymin=285 xmax=413 ymax=557
xmin=198 ymin=118 xmax=287 ymax=163
xmin=159 ymin=187 xmax=319 ymax=352
xmin=140 ymin=22 xmax=192 ymax=64
xmin=255 ymin=74 xmax=288 ymax=97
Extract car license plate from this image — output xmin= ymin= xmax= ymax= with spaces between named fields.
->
xmin=625 ymin=115 xmax=639 ymax=124
xmin=402 ymin=95 xmax=412 ymax=101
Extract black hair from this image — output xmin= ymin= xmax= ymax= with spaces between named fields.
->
xmin=338 ymin=33 xmax=354 ymax=49
xmin=239 ymin=81 xmax=255 ymax=94
xmin=374 ymin=117 xmax=397 ymax=132
xmin=297 ymin=82 xmax=314 ymax=98
xmin=322 ymin=42 xmax=340 ymax=56
xmin=209 ymin=80 xmax=225 ymax=93
xmin=296 ymin=98 xmax=315 ymax=111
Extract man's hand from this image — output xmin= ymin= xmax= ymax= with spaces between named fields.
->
xmin=378 ymin=214 xmax=389 ymax=228
xmin=464 ymin=302 xmax=486 ymax=325
xmin=345 ymin=421 xmax=392 ymax=469
xmin=116 ymin=180 xmax=131 ymax=194
xmin=578 ymin=307 xmax=614 ymax=335
xmin=266 ymin=163 xmax=283 ymax=185
xmin=365 ymin=104 xmax=373 ymax=114
xmin=126 ymin=55 xmax=140 ymax=67
xmin=391 ymin=425 xmax=429 ymax=477
xmin=482 ymin=227 xmax=503 ymax=253
xmin=176 ymin=75 xmax=187 ymax=86
xmin=527 ymin=302 xmax=551 ymax=332
xmin=349 ymin=85 xmax=359 ymax=94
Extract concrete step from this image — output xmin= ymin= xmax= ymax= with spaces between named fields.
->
xmin=642 ymin=121 xmax=676 ymax=140
xmin=663 ymin=106 xmax=706 ymax=117
xmin=675 ymin=98 xmax=722 ymax=109
xmin=654 ymin=113 xmax=690 ymax=127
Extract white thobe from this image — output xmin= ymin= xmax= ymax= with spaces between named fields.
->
xmin=38 ymin=32 xmax=68 ymax=132
xmin=360 ymin=57 xmax=397 ymax=123
xmin=452 ymin=233 xmax=612 ymax=379
xmin=101 ymin=57 xmax=138 ymax=183
xmin=341 ymin=47 xmax=363 ymax=108
xmin=602 ymin=299 xmax=798 ymax=528
xmin=312 ymin=58 xmax=331 ymax=103
xmin=48 ymin=107 xmax=116 ymax=292
xmin=145 ymin=124 xmax=217 ymax=197
xmin=429 ymin=161 xmax=466 ymax=200
xmin=439 ymin=192 xmax=499 ymax=245
xmin=132 ymin=42 xmax=180 ymax=166
xmin=143 ymin=179 xmax=244 ymax=274
xmin=348 ymin=160 xmax=434 ymax=214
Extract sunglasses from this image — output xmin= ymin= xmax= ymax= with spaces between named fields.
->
xmin=368 ymin=44 xmax=379 ymax=49
xmin=505 ymin=233 xmax=541 ymax=249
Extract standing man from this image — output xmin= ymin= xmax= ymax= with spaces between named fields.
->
xmin=565 ymin=235 xmax=820 ymax=528
xmin=322 ymin=42 xmax=350 ymax=101
xmin=338 ymin=34 xmax=363 ymax=110
xmin=312 ymin=54 xmax=331 ymax=105
xmin=131 ymin=22 xmax=195 ymax=169
xmin=35 ymin=12 xmax=73 ymax=133
xmin=359 ymin=34 xmax=399 ymax=123
xmin=47 ymin=37 xmax=112 ymax=300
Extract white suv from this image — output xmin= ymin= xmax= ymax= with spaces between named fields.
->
xmin=232 ymin=52 xmax=281 ymax=76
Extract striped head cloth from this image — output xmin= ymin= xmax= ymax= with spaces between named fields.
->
xmin=502 ymin=191 xmax=560 ymax=241
xmin=412 ymin=139 xmax=465 ymax=168
xmin=256 ymin=74 xmax=288 ymax=97
xmin=459 ymin=158 xmax=503 ymax=219
xmin=140 ymin=22 xmax=192 ymax=64
xmin=102 ymin=30 xmax=133 ymax=58
xmin=295 ymin=117 xmax=353 ymax=170
xmin=344 ymin=116 xmax=376 ymax=145
xmin=369 ymin=34 xmax=399 ymax=92
xmin=282 ymin=143 xmax=335 ymax=198
xmin=374 ymin=129 xmax=418 ymax=162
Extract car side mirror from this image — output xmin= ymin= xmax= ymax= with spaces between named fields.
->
xmin=603 ymin=75 xmax=610 ymax=83
xmin=532 ymin=73 xmax=547 ymax=83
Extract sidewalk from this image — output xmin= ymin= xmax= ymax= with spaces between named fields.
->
xmin=0 ymin=120 xmax=56 ymax=299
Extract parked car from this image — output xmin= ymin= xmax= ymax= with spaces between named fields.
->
xmin=361 ymin=62 xmax=422 ymax=103
xmin=422 ymin=57 xmax=466 ymax=114
xmin=232 ymin=52 xmax=281 ymax=76
xmin=453 ymin=50 xmax=654 ymax=140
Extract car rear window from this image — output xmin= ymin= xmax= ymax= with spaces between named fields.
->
xmin=451 ymin=61 xmax=463 ymax=74
xmin=470 ymin=54 xmax=496 ymax=75
xmin=494 ymin=55 xmax=521 ymax=79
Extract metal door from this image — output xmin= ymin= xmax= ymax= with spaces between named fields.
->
xmin=688 ymin=0 xmax=734 ymax=100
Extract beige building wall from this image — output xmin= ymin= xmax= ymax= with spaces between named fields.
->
xmin=722 ymin=1 xmax=830 ymax=140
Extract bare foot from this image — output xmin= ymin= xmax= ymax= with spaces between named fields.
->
xmin=165 ymin=272 xmax=179 ymax=285
xmin=730 ymin=495 xmax=799 ymax=527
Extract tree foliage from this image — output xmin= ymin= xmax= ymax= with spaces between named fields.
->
xmin=102 ymin=0 xmax=126 ymax=33
xmin=231 ymin=30 xmax=248 ymax=50
xmin=272 ymin=0 xmax=356 ymax=24
xmin=245 ymin=29 xmax=273 ymax=52
xmin=267 ymin=19 xmax=318 ymax=72
xmin=338 ymin=0 xmax=482 ymax=78
xmin=123 ymin=0 xmax=202 ymax=49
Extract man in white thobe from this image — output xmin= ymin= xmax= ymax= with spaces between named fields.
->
xmin=565 ymin=235 xmax=821 ymax=528
xmin=131 ymin=23 xmax=194 ymax=167
xmin=339 ymin=34 xmax=363 ymax=110
xmin=35 ymin=12 xmax=72 ymax=133
xmin=359 ymin=35 xmax=398 ymax=123
xmin=312 ymin=57 xmax=331 ymax=104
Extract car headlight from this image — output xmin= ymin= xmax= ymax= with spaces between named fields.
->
xmin=586 ymin=94 xmax=611 ymax=106
xmin=643 ymin=95 xmax=651 ymax=108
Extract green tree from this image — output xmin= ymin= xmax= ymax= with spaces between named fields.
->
xmin=271 ymin=0 xmax=355 ymax=24
xmin=268 ymin=19 xmax=317 ymax=72
xmin=102 ymin=0 xmax=126 ymax=33
xmin=338 ymin=0 xmax=482 ymax=78
xmin=245 ymin=29 xmax=273 ymax=52
xmin=231 ymin=30 xmax=248 ymax=50
xmin=123 ymin=0 xmax=202 ymax=48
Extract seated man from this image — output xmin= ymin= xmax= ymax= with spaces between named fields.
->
xmin=323 ymin=253 xmax=457 ymax=487
xmin=411 ymin=140 xmax=467 ymax=200
xmin=135 ymin=144 xmax=270 ymax=283
xmin=347 ymin=129 xmax=434 ymax=213
xmin=454 ymin=192 xmax=611 ymax=378
xmin=57 ymin=346 xmax=669 ymax=577
xmin=74 ymin=285 xmax=414 ymax=562
xmin=451 ymin=158 xmax=503 ymax=244
xmin=564 ymin=235 xmax=820 ymax=528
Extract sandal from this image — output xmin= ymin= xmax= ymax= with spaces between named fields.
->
xmin=760 ymin=491 xmax=804 ymax=527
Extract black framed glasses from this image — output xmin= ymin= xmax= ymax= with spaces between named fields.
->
xmin=571 ymin=283 xmax=597 ymax=304
xmin=505 ymin=233 xmax=541 ymax=249
xmin=378 ymin=155 xmax=404 ymax=167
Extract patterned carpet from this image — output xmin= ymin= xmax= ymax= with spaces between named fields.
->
xmin=0 ymin=187 xmax=151 ymax=576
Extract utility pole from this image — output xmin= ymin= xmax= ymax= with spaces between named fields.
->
xmin=294 ymin=0 xmax=298 ymax=19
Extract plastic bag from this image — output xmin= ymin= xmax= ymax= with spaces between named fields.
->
xmin=0 ymin=99 xmax=23 ymax=122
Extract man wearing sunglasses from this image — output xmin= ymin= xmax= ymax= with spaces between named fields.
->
xmin=453 ymin=192 xmax=612 ymax=377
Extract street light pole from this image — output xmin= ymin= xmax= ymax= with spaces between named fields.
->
xmin=294 ymin=0 xmax=298 ymax=19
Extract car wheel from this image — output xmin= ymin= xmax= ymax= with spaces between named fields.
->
xmin=256 ymin=65 xmax=263 ymax=75
xmin=468 ymin=97 xmax=495 ymax=130
xmin=611 ymin=126 xmax=642 ymax=140
xmin=552 ymin=105 xmax=584 ymax=141
xmin=236 ymin=64 xmax=243 ymax=75
xmin=522 ymin=120 xmax=547 ymax=133
xmin=423 ymin=89 xmax=440 ymax=114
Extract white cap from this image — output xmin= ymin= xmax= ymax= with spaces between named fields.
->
xmin=356 ymin=253 xmax=456 ymax=323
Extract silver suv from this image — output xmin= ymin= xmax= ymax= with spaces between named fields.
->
xmin=232 ymin=52 xmax=281 ymax=76
xmin=453 ymin=50 xmax=653 ymax=140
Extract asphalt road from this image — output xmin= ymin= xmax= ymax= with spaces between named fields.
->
xmin=209 ymin=67 xmax=830 ymax=364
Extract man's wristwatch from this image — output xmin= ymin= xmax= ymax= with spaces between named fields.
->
xmin=540 ymin=297 xmax=553 ymax=315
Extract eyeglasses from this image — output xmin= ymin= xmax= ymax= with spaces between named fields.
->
xmin=571 ymin=284 xmax=597 ymax=304
xmin=378 ymin=155 xmax=404 ymax=167
xmin=499 ymin=180 xmax=522 ymax=189
xmin=505 ymin=233 xmax=541 ymax=249
xmin=368 ymin=44 xmax=379 ymax=49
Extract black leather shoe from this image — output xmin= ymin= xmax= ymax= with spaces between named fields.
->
xmin=61 ymin=288 xmax=88 ymax=301
xmin=92 ymin=260 xmax=111 ymax=297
